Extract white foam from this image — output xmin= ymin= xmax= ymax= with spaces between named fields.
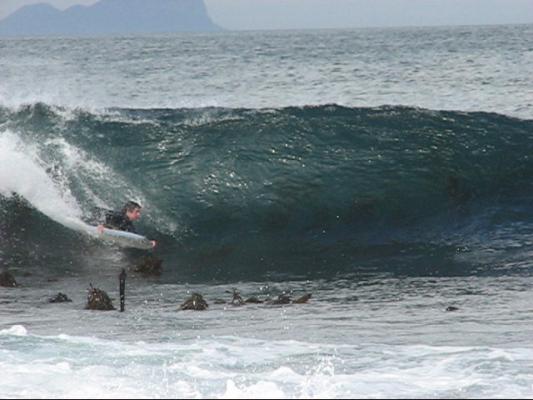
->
xmin=0 ymin=325 xmax=28 ymax=336
xmin=0 ymin=130 xmax=84 ymax=228
xmin=1 ymin=331 xmax=533 ymax=399
xmin=222 ymin=380 xmax=285 ymax=399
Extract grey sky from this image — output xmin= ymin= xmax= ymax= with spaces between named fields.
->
xmin=1 ymin=0 xmax=532 ymax=29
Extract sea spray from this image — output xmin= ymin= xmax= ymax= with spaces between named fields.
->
xmin=0 ymin=130 xmax=83 ymax=225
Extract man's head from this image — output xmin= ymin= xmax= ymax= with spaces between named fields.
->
xmin=122 ymin=201 xmax=142 ymax=221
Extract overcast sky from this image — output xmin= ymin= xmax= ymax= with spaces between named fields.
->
xmin=1 ymin=0 xmax=532 ymax=30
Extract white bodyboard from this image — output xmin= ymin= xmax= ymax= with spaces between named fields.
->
xmin=85 ymin=226 xmax=153 ymax=250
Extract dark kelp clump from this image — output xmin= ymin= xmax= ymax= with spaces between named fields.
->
xmin=227 ymin=288 xmax=245 ymax=306
xmin=0 ymin=271 xmax=18 ymax=288
xmin=48 ymin=292 xmax=72 ymax=303
xmin=86 ymin=285 xmax=115 ymax=311
xmin=446 ymin=306 xmax=459 ymax=312
xmin=180 ymin=293 xmax=208 ymax=311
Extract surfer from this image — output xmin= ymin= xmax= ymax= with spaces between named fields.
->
xmin=97 ymin=201 xmax=156 ymax=248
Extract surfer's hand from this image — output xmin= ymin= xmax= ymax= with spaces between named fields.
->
xmin=150 ymin=240 xmax=157 ymax=248
xmin=97 ymin=224 xmax=105 ymax=234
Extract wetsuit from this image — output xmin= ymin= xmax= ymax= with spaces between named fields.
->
xmin=104 ymin=211 xmax=136 ymax=233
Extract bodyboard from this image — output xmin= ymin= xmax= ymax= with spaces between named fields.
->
xmin=86 ymin=226 xmax=153 ymax=250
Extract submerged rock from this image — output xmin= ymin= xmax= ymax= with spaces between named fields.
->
xmin=194 ymin=289 xmax=311 ymax=308
xmin=180 ymin=293 xmax=208 ymax=311
xmin=134 ymin=255 xmax=163 ymax=276
xmin=219 ymin=288 xmax=265 ymax=305
xmin=292 ymin=293 xmax=312 ymax=304
xmin=0 ymin=271 xmax=18 ymax=288
xmin=86 ymin=285 xmax=115 ymax=311
xmin=244 ymin=296 xmax=264 ymax=304
xmin=265 ymin=292 xmax=312 ymax=305
xmin=48 ymin=292 xmax=72 ymax=303
xmin=266 ymin=293 xmax=292 ymax=305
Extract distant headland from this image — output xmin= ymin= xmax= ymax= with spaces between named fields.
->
xmin=0 ymin=0 xmax=221 ymax=37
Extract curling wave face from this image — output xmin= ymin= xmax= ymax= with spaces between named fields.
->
xmin=1 ymin=103 xmax=532 ymax=280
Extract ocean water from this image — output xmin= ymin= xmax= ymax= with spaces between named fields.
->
xmin=1 ymin=24 xmax=533 ymax=398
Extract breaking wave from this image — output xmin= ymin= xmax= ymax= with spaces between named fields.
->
xmin=1 ymin=103 xmax=532 ymax=280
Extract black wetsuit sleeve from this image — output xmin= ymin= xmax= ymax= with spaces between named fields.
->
xmin=104 ymin=211 xmax=136 ymax=233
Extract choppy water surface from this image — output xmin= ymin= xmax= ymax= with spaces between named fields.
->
xmin=0 ymin=24 xmax=532 ymax=117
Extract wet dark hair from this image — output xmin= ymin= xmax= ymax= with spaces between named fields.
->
xmin=122 ymin=200 xmax=142 ymax=214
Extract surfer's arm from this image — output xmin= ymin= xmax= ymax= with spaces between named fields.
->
xmin=96 ymin=224 xmax=105 ymax=234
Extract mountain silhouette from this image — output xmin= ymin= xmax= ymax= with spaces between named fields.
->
xmin=0 ymin=0 xmax=221 ymax=37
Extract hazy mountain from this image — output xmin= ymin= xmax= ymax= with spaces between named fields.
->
xmin=0 ymin=0 xmax=221 ymax=37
